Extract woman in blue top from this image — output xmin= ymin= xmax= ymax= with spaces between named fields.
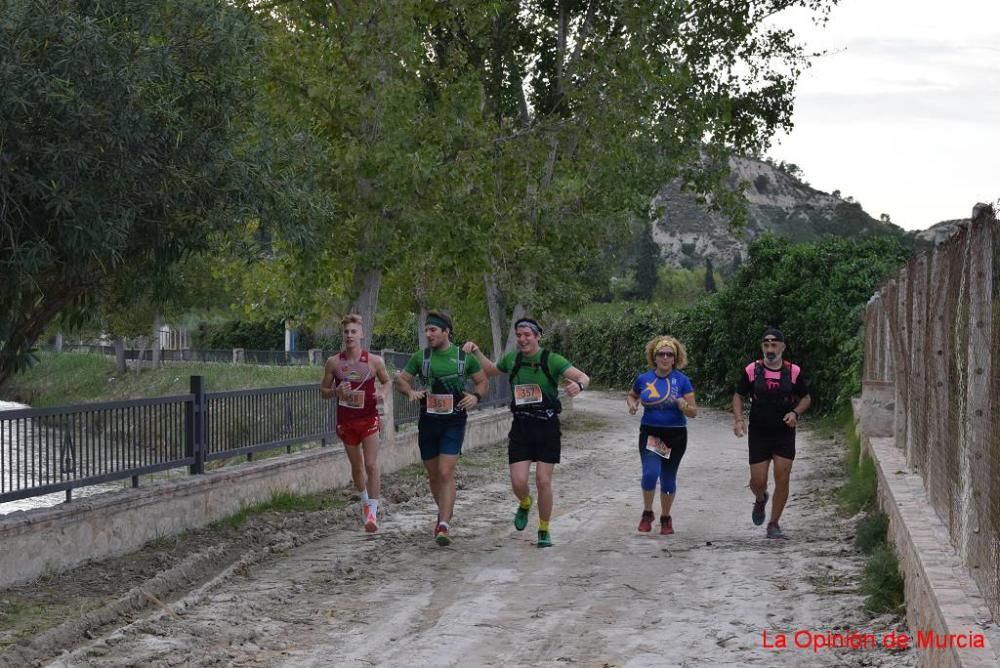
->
xmin=626 ymin=335 xmax=698 ymax=535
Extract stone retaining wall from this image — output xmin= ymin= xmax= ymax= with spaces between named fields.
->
xmin=0 ymin=407 xmax=512 ymax=588
xmin=854 ymin=383 xmax=999 ymax=668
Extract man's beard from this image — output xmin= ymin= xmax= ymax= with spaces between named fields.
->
xmin=765 ymin=352 xmax=781 ymax=363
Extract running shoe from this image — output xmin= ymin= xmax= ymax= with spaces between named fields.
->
xmin=660 ymin=515 xmax=674 ymax=536
xmin=514 ymin=502 xmax=531 ymax=531
xmin=766 ymin=522 xmax=786 ymax=539
xmin=752 ymin=491 xmax=769 ymax=526
xmin=434 ymin=523 xmax=451 ymax=546
xmin=537 ymin=530 xmax=553 ymax=548
xmin=637 ymin=510 xmax=654 ymax=533
xmin=364 ymin=505 xmax=378 ymax=533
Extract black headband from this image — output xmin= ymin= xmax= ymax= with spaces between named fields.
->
xmin=514 ymin=318 xmax=543 ymax=335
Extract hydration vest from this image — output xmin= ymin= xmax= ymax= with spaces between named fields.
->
xmin=752 ymin=359 xmax=797 ymax=411
xmin=419 ymin=346 xmax=468 ymax=412
xmin=509 ymin=349 xmax=562 ymax=418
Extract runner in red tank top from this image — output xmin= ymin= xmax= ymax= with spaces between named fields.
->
xmin=321 ymin=314 xmax=391 ymax=533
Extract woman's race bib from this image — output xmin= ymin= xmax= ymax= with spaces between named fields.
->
xmin=338 ymin=389 xmax=366 ymax=409
xmin=514 ymin=384 xmax=543 ymax=406
xmin=427 ymin=393 xmax=455 ymax=415
xmin=645 ymin=434 xmax=671 ymax=459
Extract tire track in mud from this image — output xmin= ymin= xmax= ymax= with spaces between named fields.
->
xmin=33 ymin=393 xmax=913 ymax=667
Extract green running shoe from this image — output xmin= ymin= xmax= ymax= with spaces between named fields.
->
xmin=537 ymin=530 xmax=552 ymax=548
xmin=434 ymin=523 xmax=451 ymax=546
xmin=514 ymin=503 xmax=530 ymax=531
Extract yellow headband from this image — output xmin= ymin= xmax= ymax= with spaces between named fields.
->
xmin=654 ymin=340 xmax=675 ymax=354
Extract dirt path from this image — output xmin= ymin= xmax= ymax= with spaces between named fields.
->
xmin=35 ymin=392 xmax=913 ymax=667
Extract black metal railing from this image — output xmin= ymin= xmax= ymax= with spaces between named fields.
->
xmin=1 ymin=394 xmax=194 ymax=504
xmin=1 ymin=371 xmax=512 ymax=507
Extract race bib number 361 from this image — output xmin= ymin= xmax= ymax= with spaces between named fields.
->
xmin=645 ymin=435 xmax=671 ymax=459
xmin=427 ymin=393 xmax=454 ymax=415
xmin=514 ymin=384 xmax=543 ymax=406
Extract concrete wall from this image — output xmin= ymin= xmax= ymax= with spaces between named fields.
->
xmin=854 ymin=383 xmax=999 ymax=668
xmin=0 ymin=406 xmax=512 ymax=588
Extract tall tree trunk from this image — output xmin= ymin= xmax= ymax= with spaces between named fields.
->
xmin=151 ymin=313 xmax=162 ymax=368
xmin=114 ymin=338 xmax=126 ymax=374
xmin=349 ymin=267 xmax=382 ymax=345
xmin=504 ymin=303 xmax=526 ymax=354
xmin=484 ymin=272 xmax=504 ymax=358
xmin=417 ymin=306 xmax=428 ymax=350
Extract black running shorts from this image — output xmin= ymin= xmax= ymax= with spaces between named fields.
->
xmin=508 ymin=414 xmax=561 ymax=464
xmin=748 ymin=426 xmax=796 ymax=465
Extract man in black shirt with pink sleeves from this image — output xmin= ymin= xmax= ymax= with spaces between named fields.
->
xmin=732 ymin=328 xmax=811 ymax=539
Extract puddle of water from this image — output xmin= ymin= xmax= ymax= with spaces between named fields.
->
xmin=0 ymin=400 xmax=123 ymax=515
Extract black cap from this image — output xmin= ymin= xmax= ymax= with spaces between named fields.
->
xmin=761 ymin=327 xmax=784 ymax=342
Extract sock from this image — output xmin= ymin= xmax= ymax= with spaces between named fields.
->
xmin=519 ymin=495 xmax=532 ymax=510
xmin=438 ymin=520 xmax=449 ymax=530
xmin=369 ymin=499 xmax=379 ymax=514
xmin=538 ymin=520 xmax=550 ymax=532
xmin=359 ymin=490 xmax=369 ymax=505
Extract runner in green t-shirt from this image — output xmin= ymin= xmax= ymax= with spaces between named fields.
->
xmin=396 ymin=311 xmax=488 ymax=546
xmin=463 ymin=317 xmax=589 ymax=548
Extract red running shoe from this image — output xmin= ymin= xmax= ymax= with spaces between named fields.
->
xmin=660 ymin=515 xmax=674 ymax=535
xmin=638 ymin=510 xmax=654 ymax=533
xmin=364 ymin=505 xmax=378 ymax=533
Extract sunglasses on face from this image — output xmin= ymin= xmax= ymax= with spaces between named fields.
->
xmin=655 ymin=351 xmax=675 ymax=358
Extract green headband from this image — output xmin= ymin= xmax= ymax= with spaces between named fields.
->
xmin=426 ymin=314 xmax=451 ymax=331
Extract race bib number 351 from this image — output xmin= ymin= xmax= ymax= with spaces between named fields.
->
xmin=645 ymin=435 xmax=671 ymax=459
xmin=338 ymin=389 xmax=366 ymax=409
xmin=514 ymin=384 xmax=543 ymax=406
xmin=427 ymin=393 xmax=455 ymax=415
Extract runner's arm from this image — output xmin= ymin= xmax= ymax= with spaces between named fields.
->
xmin=676 ymin=392 xmax=698 ymax=418
xmin=626 ymin=389 xmax=641 ymax=415
xmin=458 ymin=369 xmax=490 ymax=410
xmin=562 ymin=366 xmax=589 ymax=398
xmin=394 ymin=370 xmax=425 ymax=402
xmin=461 ymin=341 xmax=502 ymax=377
xmin=320 ymin=358 xmax=337 ymax=400
xmin=371 ymin=355 xmax=392 ymax=401
xmin=783 ymin=393 xmax=811 ymax=428
xmin=732 ymin=393 xmax=746 ymax=437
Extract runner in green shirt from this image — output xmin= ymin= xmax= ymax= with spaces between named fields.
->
xmin=396 ymin=311 xmax=488 ymax=546
xmin=463 ymin=317 xmax=589 ymax=548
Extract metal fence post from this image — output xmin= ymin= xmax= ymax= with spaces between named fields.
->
xmin=187 ymin=375 xmax=206 ymax=474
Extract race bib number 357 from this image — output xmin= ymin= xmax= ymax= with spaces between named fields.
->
xmin=514 ymin=384 xmax=543 ymax=406
xmin=427 ymin=393 xmax=454 ymax=415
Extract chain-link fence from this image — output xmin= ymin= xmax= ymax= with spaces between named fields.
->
xmin=863 ymin=204 xmax=998 ymax=620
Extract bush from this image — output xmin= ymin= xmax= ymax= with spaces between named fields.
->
xmin=855 ymin=512 xmax=889 ymax=554
xmin=193 ymin=319 xmax=285 ymax=350
xmin=862 ymin=545 xmax=905 ymax=613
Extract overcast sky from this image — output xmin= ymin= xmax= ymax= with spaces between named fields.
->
xmin=767 ymin=0 xmax=1000 ymax=231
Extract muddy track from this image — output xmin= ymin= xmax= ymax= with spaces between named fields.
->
xmin=2 ymin=393 xmax=913 ymax=667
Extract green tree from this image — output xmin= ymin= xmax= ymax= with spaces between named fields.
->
xmin=0 ymin=0 xmax=310 ymax=386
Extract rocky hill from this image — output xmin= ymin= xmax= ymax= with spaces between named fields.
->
xmin=651 ymin=156 xmax=911 ymax=273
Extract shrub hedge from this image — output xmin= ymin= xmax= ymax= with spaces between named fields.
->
xmin=548 ymin=233 xmax=909 ymax=412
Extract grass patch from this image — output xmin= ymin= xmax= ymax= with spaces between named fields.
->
xmin=861 ymin=545 xmax=905 ymax=613
xmin=218 ymin=490 xmax=343 ymax=530
xmin=838 ymin=423 xmax=876 ymax=513
xmin=0 ymin=598 xmax=91 ymax=650
xmin=855 ymin=511 xmax=889 ymax=554
xmin=2 ymin=352 xmax=321 ymax=407
xmin=562 ymin=414 xmax=609 ymax=433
